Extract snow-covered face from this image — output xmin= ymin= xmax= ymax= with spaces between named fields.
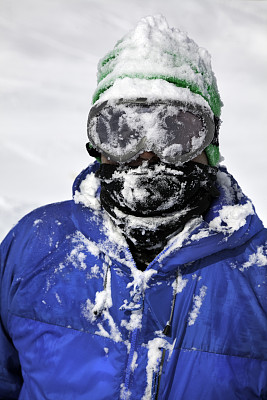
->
xmin=97 ymin=155 xmax=219 ymax=258
xmin=101 ymin=150 xmax=209 ymax=166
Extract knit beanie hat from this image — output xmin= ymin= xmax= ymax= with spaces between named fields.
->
xmin=91 ymin=15 xmax=223 ymax=166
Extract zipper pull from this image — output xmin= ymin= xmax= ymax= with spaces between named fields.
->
xmin=163 ymin=270 xmax=180 ymax=337
xmin=163 ymin=322 xmax=171 ymax=336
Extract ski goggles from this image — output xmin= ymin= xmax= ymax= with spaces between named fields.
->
xmin=87 ymin=99 xmax=215 ymax=164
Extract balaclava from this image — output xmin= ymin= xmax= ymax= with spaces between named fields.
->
xmin=89 ymin=15 xmax=222 ymax=269
xmin=96 ymin=161 xmax=219 ymax=269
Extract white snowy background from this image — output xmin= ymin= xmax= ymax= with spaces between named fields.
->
xmin=1 ymin=0 xmax=266 ymax=241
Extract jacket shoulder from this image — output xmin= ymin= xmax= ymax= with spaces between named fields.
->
xmin=0 ymin=200 xmax=76 ymax=270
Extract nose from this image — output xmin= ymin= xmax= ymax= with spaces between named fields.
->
xmin=128 ymin=151 xmax=160 ymax=166
xmin=139 ymin=151 xmax=158 ymax=160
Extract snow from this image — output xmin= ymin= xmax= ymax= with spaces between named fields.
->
xmin=72 ymin=231 xmax=100 ymax=258
xmin=104 ymin=347 xmax=109 ymax=355
xmin=99 ymin=311 xmax=123 ymax=343
xmin=126 ymin=268 xmax=158 ymax=298
xmin=217 ymin=170 xmax=241 ymax=203
xmin=33 ymin=219 xmax=43 ymax=226
xmin=74 ymin=172 xmax=101 ymax=211
xmin=96 ymin=78 xmax=212 ymax=112
xmin=209 ymin=201 xmax=254 ymax=234
xmin=81 ymin=298 xmax=98 ymax=323
xmin=188 ymin=285 xmax=208 ymax=326
xmin=239 ymin=245 xmax=267 ymax=272
xmin=174 ymin=270 xmax=188 ymax=294
xmin=82 ymin=263 xmax=123 ymax=343
xmin=120 ymin=383 xmax=131 ymax=400
xmin=55 ymin=293 xmax=62 ymax=305
xmin=130 ymin=351 xmax=138 ymax=372
xmin=121 ymin=312 xmax=143 ymax=332
xmin=190 ymin=229 xmax=210 ymax=242
xmin=0 ymin=1 xmax=266 ymax=241
xmin=67 ymin=248 xmax=87 ymax=270
xmin=74 ymin=172 xmax=137 ymax=266
xmin=91 ymin=264 xmax=100 ymax=276
xmin=95 ymin=15 xmax=219 ymax=113
xmin=0 ymin=0 xmax=267 ymax=241
xmin=142 ymin=337 xmax=176 ymax=400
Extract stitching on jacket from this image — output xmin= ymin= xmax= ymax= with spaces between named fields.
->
xmin=9 ymin=312 xmax=127 ymax=344
xmin=9 ymin=313 xmax=267 ymax=362
xmin=178 ymin=346 xmax=267 ymax=362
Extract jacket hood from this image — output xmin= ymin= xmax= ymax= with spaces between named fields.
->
xmin=71 ymin=161 xmax=264 ymax=276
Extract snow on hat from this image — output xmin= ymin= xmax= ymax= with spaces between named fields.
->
xmin=92 ymin=15 xmax=223 ymax=166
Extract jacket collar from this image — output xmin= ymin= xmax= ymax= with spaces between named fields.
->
xmin=71 ymin=161 xmax=264 ymax=275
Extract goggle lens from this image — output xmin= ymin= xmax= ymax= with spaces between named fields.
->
xmin=88 ymin=101 xmax=214 ymax=164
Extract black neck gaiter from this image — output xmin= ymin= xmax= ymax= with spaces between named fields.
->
xmin=96 ymin=161 xmax=219 ymax=270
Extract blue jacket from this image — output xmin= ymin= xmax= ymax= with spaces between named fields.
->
xmin=0 ymin=162 xmax=267 ymax=400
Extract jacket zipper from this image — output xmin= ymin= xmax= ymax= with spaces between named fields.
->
xmin=123 ymin=327 xmax=139 ymax=400
xmin=155 ymin=348 xmax=166 ymax=400
xmin=122 ymin=244 xmax=179 ymax=399
xmin=153 ymin=271 xmax=179 ymax=398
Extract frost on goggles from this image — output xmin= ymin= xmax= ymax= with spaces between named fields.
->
xmin=87 ymin=99 xmax=215 ymax=164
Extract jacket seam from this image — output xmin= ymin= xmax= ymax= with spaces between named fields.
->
xmin=9 ymin=315 xmax=267 ymax=362
xmin=8 ymin=311 xmax=127 ymax=344
xmin=179 ymin=346 xmax=267 ymax=362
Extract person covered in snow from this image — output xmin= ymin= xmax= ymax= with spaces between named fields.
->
xmin=0 ymin=15 xmax=267 ymax=400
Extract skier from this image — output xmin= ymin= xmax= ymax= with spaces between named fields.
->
xmin=1 ymin=15 xmax=267 ymax=400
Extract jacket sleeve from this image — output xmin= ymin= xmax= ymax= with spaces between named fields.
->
xmin=0 ymin=230 xmax=23 ymax=399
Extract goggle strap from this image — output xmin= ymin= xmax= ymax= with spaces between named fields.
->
xmin=212 ymin=116 xmax=220 ymax=146
xmin=86 ymin=142 xmax=101 ymax=163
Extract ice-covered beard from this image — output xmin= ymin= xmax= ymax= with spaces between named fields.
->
xmin=96 ymin=161 xmax=219 ymax=269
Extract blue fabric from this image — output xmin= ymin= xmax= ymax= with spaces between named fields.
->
xmin=0 ymin=162 xmax=267 ymax=399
